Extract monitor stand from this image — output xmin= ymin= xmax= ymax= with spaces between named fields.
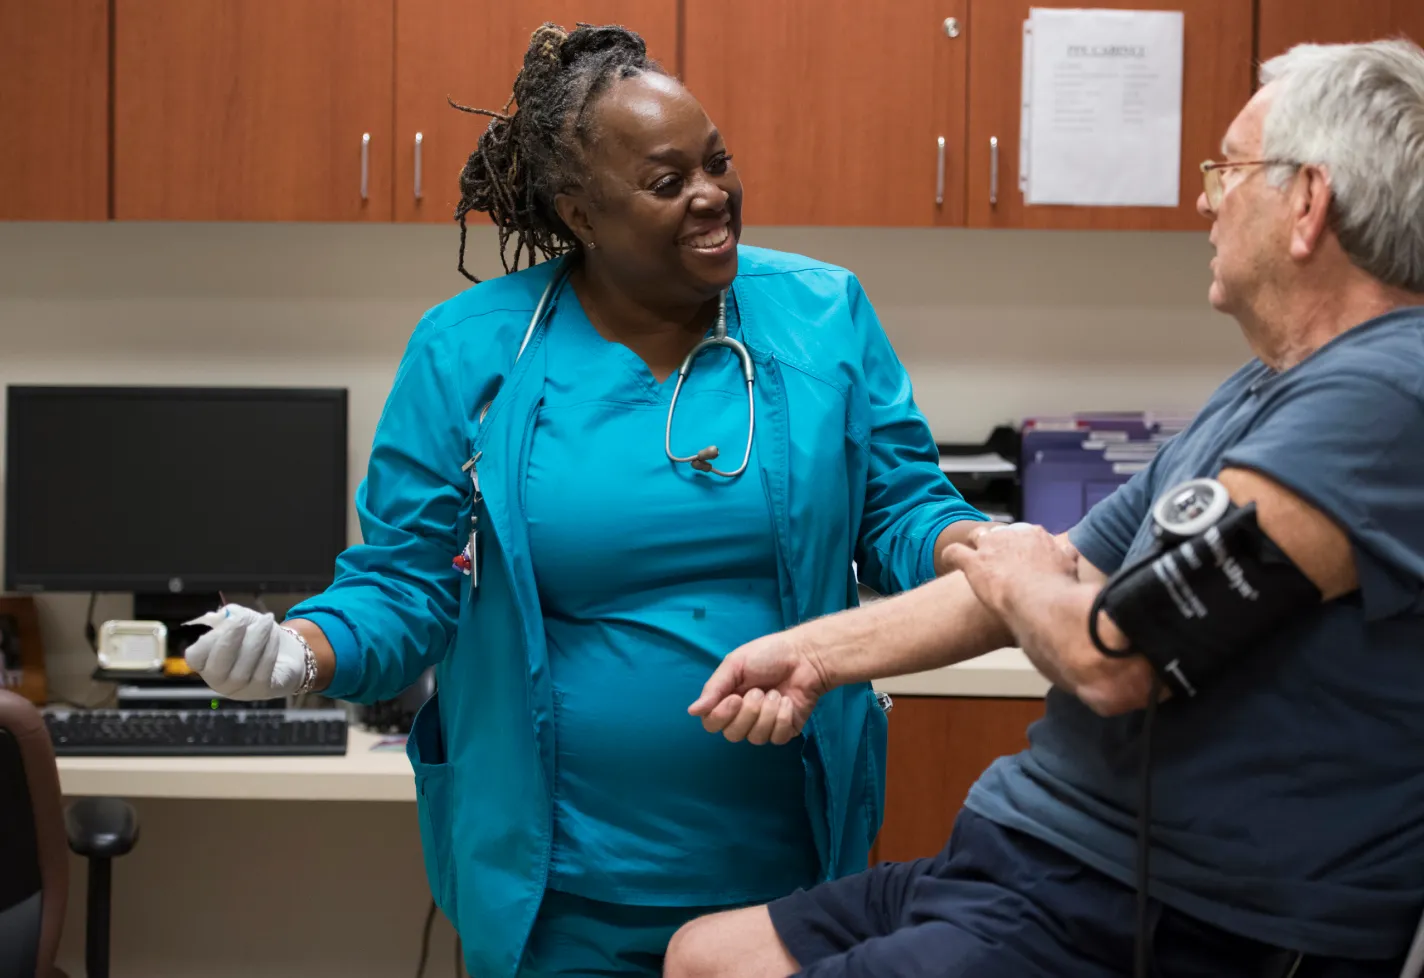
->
xmin=133 ymin=592 xmax=223 ymax=660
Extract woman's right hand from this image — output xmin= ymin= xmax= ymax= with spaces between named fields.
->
xmin=184 ymin=604 xmax=309 ymax=700
xmin=689 ymin=628 xmax=831 ymax=746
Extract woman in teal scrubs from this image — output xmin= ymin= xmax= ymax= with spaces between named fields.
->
xmin=185 ymin=22 xmax=984 ymax=978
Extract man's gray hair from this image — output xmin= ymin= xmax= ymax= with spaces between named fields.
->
xmin=1260 ymin=39 xmax=1424 ymax=292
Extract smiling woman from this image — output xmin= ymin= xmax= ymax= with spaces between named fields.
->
xmin=178 ymin=20 xmax=987 ymax=978
xmin=448 ymin=23 xmax=744 ymax=384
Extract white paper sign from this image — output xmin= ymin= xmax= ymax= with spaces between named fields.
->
xmin=1022 ymin=8 xmax=1184 ymax=207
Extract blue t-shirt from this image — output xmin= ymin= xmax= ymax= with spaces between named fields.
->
xmin=524 ymin=289 xmax=819 ymax=906
xmin=968 ymin=307 xmax=1424 ymax=959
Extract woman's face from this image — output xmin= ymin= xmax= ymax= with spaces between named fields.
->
xmin=560 ymin=72 xmax=743 ymax=306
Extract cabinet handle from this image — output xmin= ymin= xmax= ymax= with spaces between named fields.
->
xmin=936 ymin=136 xmax=946 ymax=206
xmin=989 ymin=136 xmax=999 ymax=207
xmin=361 ymin=133 xmax=371 ymax=201
xmin=414 ymin=132 xmax=424 ymax=201
xmin=942 ymin=16 xmax=960 ymax=38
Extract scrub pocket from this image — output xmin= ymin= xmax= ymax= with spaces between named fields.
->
xmin=862 ymin=689 xmax=890 ymax=847
xmin=407 ymin=691 xmax=457 ymax=917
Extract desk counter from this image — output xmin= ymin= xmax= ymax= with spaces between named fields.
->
xmin=56 ymin=648 xmax=1048 ymax=803
xmin=873 ymin=647 xmax=1051 ymax=699
xmin=56 ymin=728 xmax=416 ymax=802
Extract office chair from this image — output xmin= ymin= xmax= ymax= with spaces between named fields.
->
xmin=0 ymin=689 xmax=139 ymax=978
xmin=1405 ymin=912 xmax=1424 ymax=978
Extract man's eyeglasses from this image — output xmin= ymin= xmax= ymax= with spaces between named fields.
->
xmin=1199 ymin=159 xmax=1299 ymax=210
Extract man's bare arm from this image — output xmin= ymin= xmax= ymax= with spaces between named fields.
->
xmin=806 ymin=569 xmax=1015 ymax=689
xmin=952 ymin=467 xmax=1359 ymax=716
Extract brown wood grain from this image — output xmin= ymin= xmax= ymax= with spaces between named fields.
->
xmin=1257 ymin=0 xmax=1424 ymax=62
xmin=965 ymin=0 xmax=1253 ymax=231
xmin=395 ymin=1 xmax=678 ymax=224
xmin=0 ymin=596 xmax=48 ymax=707
xmin=113 ymin=0 xmax=394 ymax=221
xmin=872 ymin=696 xmax=1046 ymax=864
xmin=683 ymin=0 xmax=969 ymax=226
xmin=0 ymin=0 xmax=109 ymax=221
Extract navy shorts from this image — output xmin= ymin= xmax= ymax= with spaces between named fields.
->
xmin=768 ymin=809 xmax=1404 ymax=978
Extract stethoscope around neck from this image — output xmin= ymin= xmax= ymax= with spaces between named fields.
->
xmin=516 ymin=259 xmax=756 ymax=478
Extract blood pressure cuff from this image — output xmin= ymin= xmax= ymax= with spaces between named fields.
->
xmin=1097 ymin=503 xmax=1322 ymax=698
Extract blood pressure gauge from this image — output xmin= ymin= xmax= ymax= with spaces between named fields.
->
xmin=97 ymin=620 xmax=168 ymax=671
xmin=1151 ymin=477 xmax=1233 ymax=543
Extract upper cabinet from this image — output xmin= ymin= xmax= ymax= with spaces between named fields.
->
xmin=1257 ymin=0 xmax=1424 ymax=60
xmin=0 ymin=0 xmax=109 ymax=221
xmin=113 ymin=0 xmax=395 ymax=221
xmin=395 ymin=1 xmax=679 ymax=224
xmin=7 ymin=1 xmax=1412 ymax=229
xmin=965 ymin=0 xmax=1253 ymax=231
xmin=685 ymin=0 xmax=1250 ymax=229
xmin=683 ymin=0 xmax=969 ymax=227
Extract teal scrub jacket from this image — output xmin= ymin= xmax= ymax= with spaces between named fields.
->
xmin=289 ymin=246 xmax=985 ymax=977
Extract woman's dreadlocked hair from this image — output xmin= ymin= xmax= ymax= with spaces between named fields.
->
xmin=450 ymin=23 xmax=664 ymax=282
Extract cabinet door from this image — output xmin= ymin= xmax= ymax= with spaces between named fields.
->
xmin=114 ymin=0 xmax=394 ymax=221
xmin=1258 ymin=0 xmax=1424 ymax=61
xmin=684 ymin=0 xmax=969 ymax=227
xmin=395 ymin=1 xmax=678 ymax=224
xmin=966 ymin=0 xmax=1252 ymax=230
xmin=0 ymin=0 xmax=109 ymax=220
xmin=873 ymin=696 xmax=1046 ymax=863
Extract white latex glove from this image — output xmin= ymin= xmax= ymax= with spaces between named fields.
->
xmin=184 ymin=604 xmax=306 ymax=700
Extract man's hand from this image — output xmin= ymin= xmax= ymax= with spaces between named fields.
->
xmin=688 ymin=629 xmax=831 ymax=745
xmin=942 ymin=523 xmax=1079 ymax=617
xmin=942 ymin=522 xmax=1158 ymax=715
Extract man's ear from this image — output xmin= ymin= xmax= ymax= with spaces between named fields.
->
xmin=1288 ymin=164 xmax=1333 ymax=262
xmin=554 ymin=189 xmax=595 ymax=249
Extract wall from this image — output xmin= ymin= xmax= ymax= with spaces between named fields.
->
xmin=0 ymin=220 xmax=1247 ymax=702
xmin=0 ymin=220 xmax=1248 ymax=976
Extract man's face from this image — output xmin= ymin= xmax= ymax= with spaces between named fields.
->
xmin=1198 ymin=85 xmax=1294 ymax=318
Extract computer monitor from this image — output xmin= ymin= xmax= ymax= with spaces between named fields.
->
xmin=4 ymin=386 xmax=348 ymax=597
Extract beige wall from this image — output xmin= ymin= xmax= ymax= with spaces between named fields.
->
xmin=1 ymin=220 xmax=1247 ymax=704
xmin=0 ymin=220 xmax=1247 ymax=976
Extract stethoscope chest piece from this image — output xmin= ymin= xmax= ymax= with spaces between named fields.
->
xmin=665 ymin=291 xmax=756 ymax=478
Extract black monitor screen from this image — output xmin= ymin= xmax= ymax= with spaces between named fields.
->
xmin=4 ymin=386 xmax=347 ymax=593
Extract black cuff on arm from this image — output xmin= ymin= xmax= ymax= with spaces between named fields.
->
xmin=1093 ymin=504 xmax=1321 ymax=699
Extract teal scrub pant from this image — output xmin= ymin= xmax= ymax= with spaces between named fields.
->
xmin=518 ymin=890 xmax=739 ymax=977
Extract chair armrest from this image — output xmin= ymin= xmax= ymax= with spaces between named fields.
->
xmin=64 ymin=798 xmax=140 ymax=859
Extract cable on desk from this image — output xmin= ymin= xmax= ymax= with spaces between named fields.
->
xmin=84 ymin=592 xmax=98 ymax=653
xmin=414 ymin=897 xmax=437 ymax=978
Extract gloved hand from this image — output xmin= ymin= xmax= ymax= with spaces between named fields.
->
xmin=184 ymin=604 xmax=307 ymax=700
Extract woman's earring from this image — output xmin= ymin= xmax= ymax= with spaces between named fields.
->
xmin=586 ymin=240 xmax=597 ymax=251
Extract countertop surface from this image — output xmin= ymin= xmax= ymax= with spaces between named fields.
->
xmin=873 ymin=647 xmax=1050 ymax=698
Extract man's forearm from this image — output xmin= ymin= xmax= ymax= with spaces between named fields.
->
xmin=999 ymin=574 xmax=1157 ymax=715
xmin=801 ymin=572 xmax=1014 ymax=688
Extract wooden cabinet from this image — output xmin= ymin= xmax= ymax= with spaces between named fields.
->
xmin=683 ymin=0 xmax=969 ymax=227
xmin=395 ymin=1 xmax=678 ymax=224
xmin=686 ymin=0 xmax=1250 ymax=229
xmin=1 ymin=0 xmax=1293 ymax=229
xmin=0 ymin=0 xmax=109 ymax=221
xmin=113 ymin=0 xmax=394 ymax=221
xmin=966 ymin=0 xmax=1254 ymax=231
xmin=1257 ymin=0 xmax=1424 ymax=61
xmin=872 ymin=696 xmax=1046 ymax=863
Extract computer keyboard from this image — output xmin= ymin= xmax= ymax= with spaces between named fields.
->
xmin=43 ymin=708 xmax=348 ymax=756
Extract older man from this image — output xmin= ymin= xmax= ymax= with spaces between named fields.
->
xmin=665 ymin=38 xmax=1424 ymax=978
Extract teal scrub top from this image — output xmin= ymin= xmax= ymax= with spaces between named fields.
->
xmin=288 ymin=247 xmax=987 ymax=978
xmin=525 ymin=293 xmax=819 ymax=906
